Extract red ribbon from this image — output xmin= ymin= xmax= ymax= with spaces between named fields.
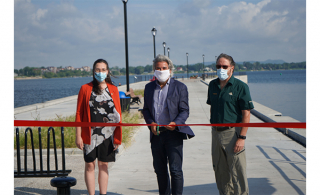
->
xmin=14 ymin=120 xmax=306 ymax=129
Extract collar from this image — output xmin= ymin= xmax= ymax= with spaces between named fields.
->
xmin=156 ymin=77 xmax=171 ymax=87
xmin=214 ymin=75 xmax=234 ymax=86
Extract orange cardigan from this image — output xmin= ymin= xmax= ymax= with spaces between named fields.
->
xmin=75 ymin=82 xmax=122 ymax=145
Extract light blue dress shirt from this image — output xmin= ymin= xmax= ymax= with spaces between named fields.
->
xmin=153 ymin=77 xmax=171 ymax=125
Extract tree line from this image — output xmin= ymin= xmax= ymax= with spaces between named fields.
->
xmin=14 ymin=67 xmax=91 ymax=78
xmin=174 ymin=61 xmax=306 ymax=72
xmin=15 ymin=61 xmax=306 ymax=78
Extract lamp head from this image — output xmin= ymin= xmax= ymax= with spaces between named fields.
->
xmin=151 ymin=27 xmax=157 ymax=36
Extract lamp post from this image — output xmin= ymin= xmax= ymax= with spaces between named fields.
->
xmin=122 ymin=0 xmax=129 ymax=92
xmin=203 ymin=54 xmax=205 ymax=74
xmin=215 ymin=55 xmax=218 ymax=74
xmin=167 ymin=47 xmax=170 ymax=58
xmin=151 ymin=27 xmax=157 ymax=58
xmin=203 ymin=54 xmax=205 ymax=80
xmin=163 ymin=42 xmax=166 ymax=56
xmin=186 ymin=53 xmax=189 ymax=78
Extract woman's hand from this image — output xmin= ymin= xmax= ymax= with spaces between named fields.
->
xmin=76 ymin=136 xmax=84 ymax=150
xmin=113 ymin=144 xmax=119 ymax=151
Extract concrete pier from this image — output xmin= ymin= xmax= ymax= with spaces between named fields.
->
xmin=14 ymin=79 xmax=306 ymax=195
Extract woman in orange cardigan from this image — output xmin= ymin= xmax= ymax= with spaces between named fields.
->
xmin=75 ymin=59 xmax=122 ymax=195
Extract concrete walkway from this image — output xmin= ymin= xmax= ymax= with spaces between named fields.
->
xmin=14 ymin=79 xmax=306 ymax=195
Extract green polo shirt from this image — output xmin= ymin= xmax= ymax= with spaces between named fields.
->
xmin=206 ymin=75 xmax=254 ymax=124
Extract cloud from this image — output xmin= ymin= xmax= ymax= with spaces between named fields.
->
xmin=14 ymin=0 xmax=306 ymax=69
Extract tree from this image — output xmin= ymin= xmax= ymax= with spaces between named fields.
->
xmin=144 ymin=65 xmax=153 ymax=73
xmin=135 ymin=66 xmax=145 ymax=74
xmin=120 ymin=68 xmax=126 ymax=75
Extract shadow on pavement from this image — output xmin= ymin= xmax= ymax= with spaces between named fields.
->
xmin=123 ymin=178 xmax=276 ymax=195
xmin=14 ymin=187 xmax=123 ymax=195
xmin=248 ymin=178 xmax=276 ymax=195
xmin=256 ymin=145 xmax=305 ymax=194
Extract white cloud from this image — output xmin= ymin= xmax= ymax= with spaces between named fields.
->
xmin=14 ymin=0 xmax=306 ymax=69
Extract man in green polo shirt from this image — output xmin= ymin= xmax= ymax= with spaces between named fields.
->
xmin=207 ymin=53 xmax=254 ymax=195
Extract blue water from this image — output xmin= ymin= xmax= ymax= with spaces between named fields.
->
xmin=14 ymin=69 xmax=306 ymax=122
xmin=247 ymin=70 xmax=306 ymax=122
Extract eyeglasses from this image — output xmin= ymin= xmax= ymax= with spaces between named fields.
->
xmin=216 ymin=65 xmax=230 ymax=69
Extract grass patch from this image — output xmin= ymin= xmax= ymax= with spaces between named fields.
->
xmin=15 ymin=111 xmax=143 ymax=149
xmin=121 ymin=111 xmax=144 ymax=148
xmin=133 ymin=89 xmax=144 ymax=97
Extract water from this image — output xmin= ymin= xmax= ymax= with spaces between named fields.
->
xmin=14 ymin=69 xmax=306 ymax=122
xmin=247 ymin=70 xmax=306 ymax=122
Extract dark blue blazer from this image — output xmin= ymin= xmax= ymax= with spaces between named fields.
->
xmin=142 ymin=79 xmax=195 ymax=142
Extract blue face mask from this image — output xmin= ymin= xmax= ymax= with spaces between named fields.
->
xmin=217 ymin=68 xmax=229 ymax=81
xmin=95 ymin=72 xmax=107 ymax=82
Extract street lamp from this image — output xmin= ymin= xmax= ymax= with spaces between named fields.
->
xmin=203 ymin=54 xmax=205 ymax=74
xmin=214 ymin=55 xmax=218 ymax=74
xmin=203 ymin=54 xmax=205 ymax=80
xmin=151 ymin=27 xmax=157 ymax=59
xmin=122 ymin=0 xmax=130 ymax=92
xmin=163 ymin=42 xmax=166 ymax=56
xmin=167 ymin=47 xmax=170 ymax=58
xmin=186 ymin=53 xmax=189 ymax=78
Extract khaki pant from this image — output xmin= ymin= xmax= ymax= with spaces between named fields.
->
xmin=211 ymin=127 xmax=249 ymax=195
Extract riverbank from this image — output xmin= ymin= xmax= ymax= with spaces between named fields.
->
xmin=14 ymin=76 xmax=43 ymax=80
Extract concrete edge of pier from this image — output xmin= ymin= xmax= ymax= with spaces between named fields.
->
xmin=14 ymin=95 xmax=78 ymax=115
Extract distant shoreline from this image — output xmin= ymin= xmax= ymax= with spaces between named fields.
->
xmin=14 ymin=69 xmax=305 ymax=80
xmin=14 ymin=76 xmax=43 ymax=80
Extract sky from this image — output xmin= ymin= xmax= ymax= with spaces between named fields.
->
xmin=13 ymin=0 xmax=307 ymax=69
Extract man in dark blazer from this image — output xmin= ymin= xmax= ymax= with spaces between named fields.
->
xmin=143 ymin=55 xmax=194 ymax=195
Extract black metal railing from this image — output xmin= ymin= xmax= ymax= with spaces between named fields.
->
xmin=15 ymin=127 xmax=71 ymax=178
xmin=132 ymin=71 xmax=247 ymax=83
xmin=134 ymin=75 xmax=154 ymax=82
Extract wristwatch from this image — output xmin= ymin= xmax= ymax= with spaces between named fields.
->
xmin=238 ymin=135 xmax=246 ymax=139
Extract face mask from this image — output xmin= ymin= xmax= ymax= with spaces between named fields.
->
xmin=154 ymin=69 xmax=170 ymax=83
xmin=95 ymin=72 xmax=107 ymax=82
xmin=217 ymin=68 xmax=229 ymax=81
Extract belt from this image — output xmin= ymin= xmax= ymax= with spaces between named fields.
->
xmin=159 ymin=127 xmax=167 ymax=132
xmin=214 ymin=126 xmax=232 ymax=131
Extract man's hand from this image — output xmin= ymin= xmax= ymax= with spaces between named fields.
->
xmin=166 ymin=122 xmax=176 ymax=131
xmin=151 ymin=122 xmax=159 ymax=135
xmin=234 ymin=138 xmax=245 ymax=153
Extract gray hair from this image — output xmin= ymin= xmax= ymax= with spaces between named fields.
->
xmin=153 ymin=54 xmax=174 ymax=77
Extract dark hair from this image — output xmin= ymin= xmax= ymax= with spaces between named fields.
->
xmin=216 ymin=53 xmax=235 ymax=66
xmin=92 ymin=59 xmax=112 ymax=95
xmin=216 ymin=53 xmax=235 ymax=73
